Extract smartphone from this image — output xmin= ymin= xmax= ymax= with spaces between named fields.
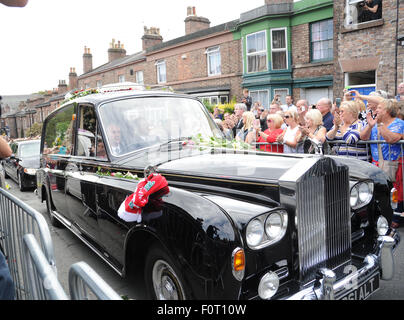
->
xmin=336 ymin=98 xmax=341 ymax=108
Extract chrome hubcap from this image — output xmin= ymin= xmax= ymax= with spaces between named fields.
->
xmin=152 ymin=259 xmax=184 ymax=300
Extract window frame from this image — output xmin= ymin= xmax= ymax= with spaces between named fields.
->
xmin=42 ymin=103 xmax=76 ymax=156
xmin=206 ymin=46 xmax=221 ymax=77
xmin=156 ymin=60 xmax=167 ymax=84
xmin=75 ymin=104 xmax=97 ymax=158
xmin=118 ymin=74 xmax=125 ymax=83
xmin=273 ymin=88 xmax=290 ymax=105
xmin=270 ymin=27 xmax=288 ymax=71
xmin=310 ymin=19 xmax=333 ymax=63
xmin=135 ymin=70 xmax=144 ymax=85
xmin=250 ymin=89 xmax=270 ymax=109
xmin=246 ymin=30 xmax=268 ymax=74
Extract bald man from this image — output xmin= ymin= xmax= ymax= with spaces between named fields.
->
xmin=316 ymin=98 xmax=334 ymax=131
xmin=396 ymin=82 xmax=404 ymax=101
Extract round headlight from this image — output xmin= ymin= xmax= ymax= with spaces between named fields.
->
xmin=265 ymin=213 xmax=283 ymax=239
xmin=258 ymin=272 xmax=279 ymax=300
xmin=358 ymin=183 xmax=371 ymax=203
xmin=246 ymin=219 xmax=264 ymax=247
xmin=377 ymin=216 xmax=389 ymax=236
xmin=350 ymin=186 xmax=359 ymax=207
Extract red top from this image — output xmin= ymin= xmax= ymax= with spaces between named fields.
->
xmin=257 ymin=128 xmax=284 ymax=153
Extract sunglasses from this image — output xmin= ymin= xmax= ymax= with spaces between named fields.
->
xmin=284 ymin=115 xmax=291 ymax=119
xmin=267 ymin=119 xmax=273 ymax=123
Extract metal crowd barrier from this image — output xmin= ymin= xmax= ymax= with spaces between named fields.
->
xmin=0 ymin=187 xmax=55 ymax=299
xmin=0 ymin=187 xmax=122 ymax=300
xmin=255 ymin=139 xmax=404 ymax=202
xmin=22 ymin=234 xmax=67 ymax=300
xmin=69 ymin=262 xmax=122 ymax=300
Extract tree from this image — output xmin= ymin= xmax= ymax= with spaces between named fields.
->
xmin=25 ymin=122 xmax=42 ymax=138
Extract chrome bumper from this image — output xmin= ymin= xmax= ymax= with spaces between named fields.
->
xmin=285 ymin=232 xmax=401 ymax=300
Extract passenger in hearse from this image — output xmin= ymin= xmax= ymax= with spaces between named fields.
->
xmin=107 ymin=124 xmax=126 ymax=155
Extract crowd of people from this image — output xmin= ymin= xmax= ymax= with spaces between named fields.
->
xmin=211 ymin=85 xmax=404 ymax=230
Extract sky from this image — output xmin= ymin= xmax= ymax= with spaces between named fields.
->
xmin=0 ymin=0 xmax=276 ymax=96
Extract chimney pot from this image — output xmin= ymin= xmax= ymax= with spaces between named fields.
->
xmin=142 ymin=26 xmax=163 ymax=50
xmin=83 ymin=47 xmax=93 ymax=73
xmin=108 ymin=39 xmax=126 ymax=62
xmin=184 ymin=6 xmax=210 ymax=35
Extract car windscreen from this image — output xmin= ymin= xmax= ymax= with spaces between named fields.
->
xmin=98 ymin=96 xmax=223 ymax=156
xmin=19 ymin=141 xmax=40 ymax=158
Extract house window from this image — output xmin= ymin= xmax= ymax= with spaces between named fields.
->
xmin=345 ymin=70 xmax=376 ymax=87
xmin=206 ymin=46 xmax=221 ymax=76
xmin=220 ymin=96 xmax=228 ymax=104
xmin=250 ymin=90 xmax=269 ymax=109
xmin=136 ymin=71 xmax=144 ymax=85
xmin=96 ymin=80 xmax=102 ymax=88
xmin=118 ymin=75 xmax=125 ymax=83
xmin=273 ymin=89 xmax=289 ymax=105
xmin=156 ymin=60 xmax=167 ymax=84
xmin=311 ymin=19 xmax=333 ymax=62
xmin=346 ymin=0 xmax=382 ymax=25
xmin=271 ymin=28 xmax=288 ymax=70
xmin=246 ymin=31 xmax=267 ymax=73
xmin=201 ymin=96 xmax=223 ymax=106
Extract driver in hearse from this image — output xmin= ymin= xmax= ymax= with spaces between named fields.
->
xmin=107 ymin=124 xmax=126 ymax=155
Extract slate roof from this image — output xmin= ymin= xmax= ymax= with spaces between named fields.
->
xmin=79 ymin=50 xmax=146 ymax=79
xmin=79 ymin=19 xmax=240 ymax=79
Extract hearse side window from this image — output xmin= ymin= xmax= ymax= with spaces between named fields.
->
xmin=95 ymin=126 xmax=107 ymax=159
xmin=76 ymin=105 xmax=97 ymax=157
xmin=43 ymin=104 xmax=75 ymax=156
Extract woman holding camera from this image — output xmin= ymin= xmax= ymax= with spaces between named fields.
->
xmin=326 ymin=100 xmax=368 ymax=161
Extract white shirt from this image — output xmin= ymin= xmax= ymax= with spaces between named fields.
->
xmin=283 ymin=126 xmax=303 ymax=154
xmin=281 ymin=104 xmax=298 ymax=113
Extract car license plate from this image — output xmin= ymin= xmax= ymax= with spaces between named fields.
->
xmin=340 ymin=273 xmax=380 ymax=300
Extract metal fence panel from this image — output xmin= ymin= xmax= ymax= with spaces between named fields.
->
xmin=256 ymin=139 xmax=404 ymax=202
xmin=68 ymin=262 xmax=122 ymax=300
xmin=0 ymin=188 xmax=56 ymax=299
xmin=22 ymin=234 xmax=68 ymax=300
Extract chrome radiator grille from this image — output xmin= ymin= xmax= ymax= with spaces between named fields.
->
xmin=295 ymin=160 xmax=351 ymax=283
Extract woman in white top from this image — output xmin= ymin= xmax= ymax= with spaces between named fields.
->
xmin=236 ymin=111 xmax=256 ymax=145
xmin=277 ymin=109 xmax=303 ymax=153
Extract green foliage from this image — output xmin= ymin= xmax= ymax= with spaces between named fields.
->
xmin=190 ymin=134 xmax=252 ymax=150
xmin=25 ymin=122 xmax=42 ymax=137
xmin=44 ymin=105 xmax=74 ymax=147
xmin=202 ymin=100 xmax=214 ymax=113
xmin=96 ymin=167 xmax=140 ymax=180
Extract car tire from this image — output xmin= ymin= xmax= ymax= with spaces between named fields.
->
xmin=144 ymin=245 xmax=190 ymax=300
xmin=45 ymin=191 xmax=64 ymax=228
xmin=18 ymin=172 xmax=26 ymax=191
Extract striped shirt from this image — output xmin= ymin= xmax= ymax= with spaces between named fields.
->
xmin=326 ymin=120 xmax=369 ymax=161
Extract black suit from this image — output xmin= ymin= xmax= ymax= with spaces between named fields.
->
xmin=233 ymin=118 xmax=244 ymax=138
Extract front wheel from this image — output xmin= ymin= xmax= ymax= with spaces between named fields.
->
xmin=45 ymin=191 xmax=64 ymax=228
xmin=144 ymin=245 xmax=190 ymax=300
xmin=18 ymin=172 xmax=25 ymax=191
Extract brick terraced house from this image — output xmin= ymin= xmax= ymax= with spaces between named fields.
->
xmin=77 ymin=7 xmax=244 ymax=106
xmin=334 ymin=0 xmax=404 ymax=98
xmin=234 ymin=0 xmax=334 ymax=107
xmin=3 ymin=0 xmax=404 ymax=138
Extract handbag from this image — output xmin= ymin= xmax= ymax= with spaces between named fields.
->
xmin=377 ymin=131 xmax=399 ymax=182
